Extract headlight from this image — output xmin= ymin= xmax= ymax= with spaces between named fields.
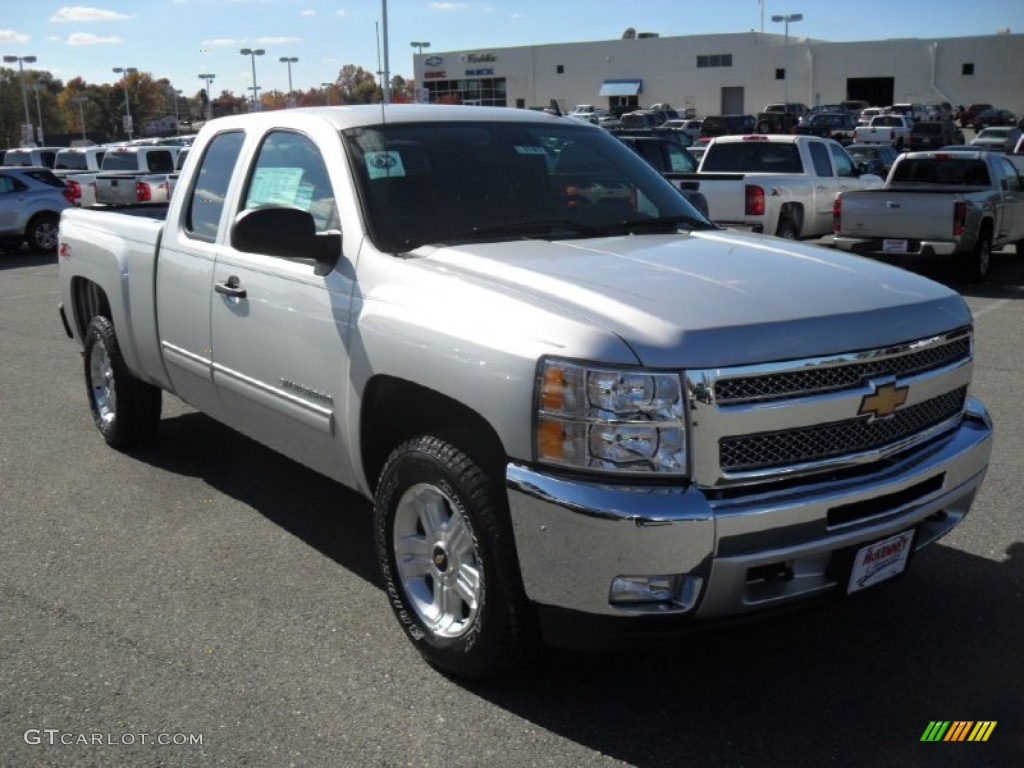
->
xmin=535 ymin=358 xmax=687 ymax=475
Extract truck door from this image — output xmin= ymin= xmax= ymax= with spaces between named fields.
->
xmin=995 ymin=156 xmax=1024 ymax=243
xmin=806 ymin=141 xmax=838 ymax=235
xmin=156 ymin=129 xmax=246 ymax=418
xmin=209 ymin=129 xmax=357 ymax=486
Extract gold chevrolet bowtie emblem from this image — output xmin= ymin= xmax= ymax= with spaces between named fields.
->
xmin=859 ymin=382 xmax=909 ymax=419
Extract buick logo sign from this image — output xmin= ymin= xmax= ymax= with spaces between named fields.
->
xmin=371 ymin=154 xmax=397 ymax=169
xmin=425 ymin=56 xmax=443 ymax=67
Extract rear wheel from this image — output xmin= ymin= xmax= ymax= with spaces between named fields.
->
xmin=26 ymin=213 xmax=60 ymax=253
xmin=84 ymin=316 xmax=162 ymax=447
xmin=374 ymin=433 xmax=532 ymax=679
xmin=960 ymin=232 xmax=992 ymax=284
xmin=775 ymin=216 xmax=800 ymax=240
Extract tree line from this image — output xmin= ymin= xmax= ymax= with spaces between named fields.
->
xmin=0 ymin=64 xmax=415 ymax=148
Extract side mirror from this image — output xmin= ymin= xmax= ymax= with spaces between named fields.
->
xmin=231 ymin=205 xmax=340 ymax=276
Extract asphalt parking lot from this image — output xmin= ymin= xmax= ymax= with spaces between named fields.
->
xmin=1 ymin=245 xmax=1022 ymax=767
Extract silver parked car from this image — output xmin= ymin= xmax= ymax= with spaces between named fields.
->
xmin=970 ymin=126 xmax=1023 ymax=153
xmin=0 ymin=166 xmax=73 ymax=253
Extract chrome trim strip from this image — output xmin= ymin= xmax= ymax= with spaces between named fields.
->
xmin=161 ymin=340 xmax=212 ymax=380
xmin=212 ymin=363 xmax=335 ymax=435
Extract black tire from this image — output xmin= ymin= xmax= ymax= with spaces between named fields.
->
xmin=374 ymin=433 xmax=532 ymax=679
xmin=757 ymin=121 xmax=772 ymax=134
xmin=960 ymin=231 xmax=992 ymax=284
xmin=25 ymin=212 xmax=60 ymax=254
xmin=775 ymin=216 xmax=800 ymax=239
xmin=83 ymin=316 xmax=162 ymax=448
xmin=1015 ymin=239 xmax=1024 ymax=255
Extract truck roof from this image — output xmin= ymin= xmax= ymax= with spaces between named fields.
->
xmin=200 ymin=104 xmax=567 ymax=134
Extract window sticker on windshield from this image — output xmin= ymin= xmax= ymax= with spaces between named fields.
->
xmin=248 ymin=167 xmax=303 ymax=207
xmin=514 ymin=145 xmax=547 ymax=155
xmin=366 ymin=151 xmax=406 ymax=179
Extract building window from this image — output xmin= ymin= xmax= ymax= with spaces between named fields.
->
xmin=556 ymin=64 xmax=564 ymax=74
xmin=776 ymin=68 xmax=785 ymax=80
xmin=516 ymin=98 xmax=525 ymax=108
xmin=696 ymin=53 xmax=733 ymax=68
xmin=962 ymin=62 xmax=974 ymax=75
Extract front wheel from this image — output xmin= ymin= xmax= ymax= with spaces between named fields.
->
xmin=374 ymin=434 xmax=532 ymax=679
xmin=83 ymin=316 xmax=162 ymax=447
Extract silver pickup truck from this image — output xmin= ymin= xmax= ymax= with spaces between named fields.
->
xmin=57 ymin=105 xmax=993 ymax=678
xmin=834 ymin=150 xmax=1024 ymax=282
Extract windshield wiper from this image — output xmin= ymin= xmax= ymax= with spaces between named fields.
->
xmin=404 ymin=218 xmax=608 ymax=249
xmin=605 ymin=214 xmax=712 ymax=234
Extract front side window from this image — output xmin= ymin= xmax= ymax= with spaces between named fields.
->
xmin=242 ymin=130 xmax=338 ymax=233
xmin=344 ymin=120 xmax=710 ymax=253
xmin=829 ymin=144 xmax=856 ymax=178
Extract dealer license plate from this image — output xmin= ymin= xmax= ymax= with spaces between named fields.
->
xmin=882 ymin=239 xmax=908 ymax=253
xmin=847 ymin=530 xmax=915 ymax=594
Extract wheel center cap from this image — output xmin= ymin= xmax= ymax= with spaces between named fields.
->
xmin=432 ymin=545 xmax=449 ymax=573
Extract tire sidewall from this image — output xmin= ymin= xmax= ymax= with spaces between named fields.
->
xmin=28 ymin=213 xmax=59 ymax=253
xmin=84 ymin=318 xmax=121 ymax=441
xmin=374 ymin=438 xmax=518 ymax=676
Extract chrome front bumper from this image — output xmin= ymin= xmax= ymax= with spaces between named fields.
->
xmin=506 ymin=397 xmax=992 ymax=620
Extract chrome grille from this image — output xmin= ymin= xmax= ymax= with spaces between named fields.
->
xmin=714 ymin=334 xmax=970 ymax=404
xmin=719 ymin=387 xmax=967 ymax=471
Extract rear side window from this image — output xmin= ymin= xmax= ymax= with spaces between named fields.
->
xmin=146 ymin=151 xmax=175 ymax=172
xmin=808 ymin=142 xmax=833 ymax=177
xmin=25 ymin=170 xmax=67 ymax=188
xmin=185 ymin=131 xmax=245 ymax=243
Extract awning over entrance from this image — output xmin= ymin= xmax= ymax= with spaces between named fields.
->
xmin=598 ymin=79 xmax=642 ymax=97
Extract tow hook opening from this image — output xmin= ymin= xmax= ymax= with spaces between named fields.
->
xmin=746 ymin=561 xmax=795 ymax=584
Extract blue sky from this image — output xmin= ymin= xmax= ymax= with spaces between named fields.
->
xmin=2 ymin=1 xmax=1022 ymax=98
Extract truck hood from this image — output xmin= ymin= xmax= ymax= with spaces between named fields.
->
xmin=422 ymin=229 xmax=970 ymax=368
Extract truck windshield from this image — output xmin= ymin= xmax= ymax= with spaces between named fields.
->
xmin=342 ymin=120 xmax=710 ymax=253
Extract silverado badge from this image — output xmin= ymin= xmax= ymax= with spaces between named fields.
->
xmin=859 ymin=382 xmax=909 ymax=419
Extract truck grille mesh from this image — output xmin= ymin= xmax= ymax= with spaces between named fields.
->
xmin=719 ymin=387 xmax=967 ymax=472
xmin=714 ymin=335 xmax=969 ymax=404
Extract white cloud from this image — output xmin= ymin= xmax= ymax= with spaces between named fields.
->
xmin=335 ymin=10 xmax=349 ymax=16
xmin=67 ymin=32 xmax=122 ymax=45
xmin=50 ymin=6 xmax=132 ymax=22
xmin=302 ymin=9 xmax=315 ymax=16
xmin=429 ymin=2 xmax=468 ymax=9
xmin=254 ymin=36 xmax=302 ymax=44
xmin=0 ymin=29 xmax=30 ymax=43
xmin=202 ymin=38 xmax=246 ymax=46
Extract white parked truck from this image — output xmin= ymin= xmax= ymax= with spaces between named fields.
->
xmin=57 ymin=105 xmax=992 ymax=678
xmin=677 ymin=134 xmax=884 ymax=238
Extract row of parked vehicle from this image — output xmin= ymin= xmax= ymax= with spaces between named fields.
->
xmin=0 ymin=136 xmax=193 ymax=254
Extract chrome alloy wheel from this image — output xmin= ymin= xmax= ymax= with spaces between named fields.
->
xmin=88 ymin=339 xmax=117 ymax=426
xmin=393 ymin=482 xmax=482 ymax=639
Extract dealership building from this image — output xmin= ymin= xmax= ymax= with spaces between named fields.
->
xmin=413 ymin=29 xmax=1024 ymax=116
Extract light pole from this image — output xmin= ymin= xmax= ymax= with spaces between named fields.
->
xmin=3 ymin=54 xmax=37 ymax=144
xmin=322 ymin=82 xmax=334 ymax=106
xmin=171 ymin=88 xmax=183 ymax=134
xmin=771 ymin=13 xmax=803 ymax=106
xmin=31 ymin=83 xmax=45 ymax=145
xmin=410 ymin=41 xmax=430 ymax=55
xmin=112 ymin=66 xmax=138 ymax=139
xmin=240 ymin=48 xmax=265 ymax=110
xmin=198 ymin=73 xmax=215 ymax=120
xmin=72 ymin=96 xmax=89 ymax=140
xmin=279 ymin=56 xmax=298 ymax=106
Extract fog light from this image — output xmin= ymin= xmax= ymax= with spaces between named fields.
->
xmin=609 ymin=574 xmax=703 ymax=612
